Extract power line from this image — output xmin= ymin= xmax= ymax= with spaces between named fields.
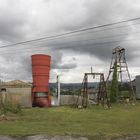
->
xmin=35 ymin=31 xmax=140 ymax=46
xmin=25 ymin=21 xmax=140 ymax=44
xmin=14 ymin=21 xmax=140 ymax=46
xmin=0 ymin=29 xmax=140 ymax=54
xmin=0 ymin=17 xmax=140 ymax=49
xmin=0 ymin=37 xmax=139 ymax=55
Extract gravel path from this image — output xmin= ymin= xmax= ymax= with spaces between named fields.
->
xmin=0 ymin=135 xmax=88 ymax=140
xmin=0 ymin=135 xmax=140 ymax=140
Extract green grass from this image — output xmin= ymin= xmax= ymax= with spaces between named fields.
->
xmin=0 ymin=103 xmax=140 ymax=139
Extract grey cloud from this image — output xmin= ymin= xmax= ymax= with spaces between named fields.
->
xmin=41 ymin=0 xmax=140 ymax=62
xmin=57 ymin=63 xmax=77 ymax=69
xmin=0 ymin=1 xmax=30 ymax=42
xmin=0 ymin=48 xmax=76 ymax=81
xmin=0 ymin=54 xmax=32 ymax=81
xmin=0 ymin=0 xmax=140 ymax=81
xmin=50 ymin=50 xmax=77 ymax=69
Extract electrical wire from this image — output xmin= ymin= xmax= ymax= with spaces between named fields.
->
xmin=0 ymin=37 xmax=139 ymax=55
xmin=34 ymin=31 xmax=140 ymax=46
xmin=0 ymin=17 xmax=140 ymax=49
xmin=22 ymin=21 xmax=140 ymax=44
xmin=0 ymin=27 xmax=140 ymax=54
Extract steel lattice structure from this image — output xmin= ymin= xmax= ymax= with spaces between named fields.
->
xmin=106 ymin=47 xmax=136 ymax=102
xmin=76 ymin=72 xmax=110 ymax=108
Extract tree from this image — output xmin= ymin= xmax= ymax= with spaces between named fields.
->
xmin=110 ymin=61 xmax=118 ymax=103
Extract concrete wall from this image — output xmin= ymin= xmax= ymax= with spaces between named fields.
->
xmin=0 ymin=87 xmax=79 ymax=107
xmin=60 ymin=95 xmax=78 ymax=105
xmin=1 ymin=87 xmax=32 ymax=107
xmin=136 ymin=76 xmax=140 ymax=99
xmin=51 ymin=95 xmax=78 ymax=106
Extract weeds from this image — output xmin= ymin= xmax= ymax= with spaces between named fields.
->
xmin=0 ymin=92 xmax=21 ymax=115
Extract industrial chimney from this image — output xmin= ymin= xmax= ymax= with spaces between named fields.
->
xmin=31 ymin=54 xmax=51 ymax=107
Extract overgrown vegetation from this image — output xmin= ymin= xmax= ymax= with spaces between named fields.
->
xmin=0 ymin=92 xmax=21 ymax=115
xmin=0 ymin=103 xmax=140 ymax=139
xmin=110 ymin=61 xmax=118 ymax=103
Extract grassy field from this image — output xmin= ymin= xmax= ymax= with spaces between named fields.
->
xmin=0 ymin=103 xmax=140 ymax=139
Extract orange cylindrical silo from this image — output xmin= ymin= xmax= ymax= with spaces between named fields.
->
xmin=31 ymin=54 xmax=51 ymax=107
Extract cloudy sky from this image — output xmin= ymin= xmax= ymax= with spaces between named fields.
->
xmin=0 ymin=0 xmax=140 ymax=83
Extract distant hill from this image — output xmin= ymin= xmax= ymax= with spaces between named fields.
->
xmin=49 ymin=82 xmax=99 ymax=90
xmin=1 ymin=80 xmax=32 ymax=87
xmin=0 ymin=80 xmax=99 ymax=89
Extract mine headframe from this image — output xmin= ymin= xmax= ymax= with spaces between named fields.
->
xmin=106 ymin=47 xmax=136 ymax=103
xmin=76 ymin=72 xmax=109 ymax=108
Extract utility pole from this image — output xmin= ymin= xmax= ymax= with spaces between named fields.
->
xmin=57 ymin=75 xmax=60 ymax=106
